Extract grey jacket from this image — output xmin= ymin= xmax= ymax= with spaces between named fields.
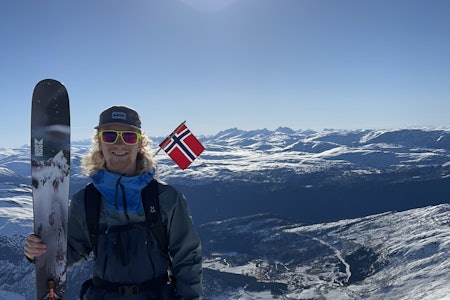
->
xmin=67 ymin=180 xmax=203 ymax=299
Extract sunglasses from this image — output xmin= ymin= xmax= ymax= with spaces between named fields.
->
xmin=98 ymin=130 xmax=142 ymax=145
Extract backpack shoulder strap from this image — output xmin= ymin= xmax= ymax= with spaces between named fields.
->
xmin=142 ymin=179 xmax=169 ymax=253
xmin=84 ymin=182 xmax=101 ymax=258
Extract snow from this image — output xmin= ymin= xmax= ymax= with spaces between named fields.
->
xmin=0 ymin=291 xmax=26 ymax=300
xmin=281 ymin=205 xmax=450 ymax=299
xmin=200 ymin=204 xmax=450 ymax=299
xmin=0 ymin=127 xmax=449 ymax=299
xmin=0 ymin=190 xmax=32 ymax=237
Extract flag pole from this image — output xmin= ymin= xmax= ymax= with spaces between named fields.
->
xmin=154 ymin=120 xmax=186 ymax=156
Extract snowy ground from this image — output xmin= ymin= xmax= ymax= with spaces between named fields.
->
xmin=0 ymin=128 xmax=449 ymax=299
xmin=200 ymin=205 xmax=450 ymax=299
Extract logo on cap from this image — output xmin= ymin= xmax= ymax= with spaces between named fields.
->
xmin=112 ymin=112 xmax=127 ymax=120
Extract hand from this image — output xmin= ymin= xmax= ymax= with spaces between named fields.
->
xmin=24 ymin=233 xmax=47 ymax=260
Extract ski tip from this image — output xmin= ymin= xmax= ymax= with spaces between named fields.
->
xmin=36 ymin=78 xmax=64 ymax=86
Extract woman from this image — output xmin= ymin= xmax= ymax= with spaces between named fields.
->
xmin=25 ymin=105 xmax=202 ymax=299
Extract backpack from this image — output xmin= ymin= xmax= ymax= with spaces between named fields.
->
xmin=84 ymin=179 xmax=169 ymax=257
xmin=80 ymin=179 xmax=174 ymax=299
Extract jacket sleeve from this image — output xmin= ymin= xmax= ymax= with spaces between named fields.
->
xmin=67 ymin=188 xmax=92 ymax=267
xmin=159 ymin=184 xmax=203 ymax=300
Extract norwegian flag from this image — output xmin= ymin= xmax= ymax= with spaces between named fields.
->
xmin=158 ymin=122 xmax=205 ymax=170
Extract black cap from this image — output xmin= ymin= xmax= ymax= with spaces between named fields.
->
xmin=96 ymin=105 xmax=141 ymax=129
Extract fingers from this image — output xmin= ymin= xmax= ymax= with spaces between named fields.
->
xmin=24 ymin=233 xmax=47 ymax=260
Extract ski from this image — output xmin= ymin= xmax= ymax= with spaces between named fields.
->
xmin=31 ymin=79 xmax=70 ymax=300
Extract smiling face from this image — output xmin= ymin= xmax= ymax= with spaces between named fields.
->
xmin=98 ymin=124 xmax=142 ymax=176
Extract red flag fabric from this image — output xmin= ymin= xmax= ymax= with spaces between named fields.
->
xmin=159 ymin=123 xmax=205 ymax=170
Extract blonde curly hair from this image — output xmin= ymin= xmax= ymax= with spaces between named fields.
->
xmin=81 ymin=130 xmax=157 ymax=177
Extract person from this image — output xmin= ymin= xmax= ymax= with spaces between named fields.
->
xmin=24 ymin=105 xmax=203 ymax=299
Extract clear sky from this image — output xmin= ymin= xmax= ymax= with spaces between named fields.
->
xmin=1 ymin=0 xmax=449 ymax=147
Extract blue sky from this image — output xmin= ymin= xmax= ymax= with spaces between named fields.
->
xmin=1 ymin=0 xmax=449 ymax=147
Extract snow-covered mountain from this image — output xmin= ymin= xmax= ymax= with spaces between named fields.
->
xmin=200 ymin=204 xmax=450 ymax=299
xmin=0 ymin=127 xmax=449 ymax=299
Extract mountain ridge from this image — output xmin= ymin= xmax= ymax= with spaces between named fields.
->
xmin=0 ymin=127 xmax=449 ymax=299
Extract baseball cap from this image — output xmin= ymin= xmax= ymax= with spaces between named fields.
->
xmin=95 ymin=105 xmax=141 ymax=129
